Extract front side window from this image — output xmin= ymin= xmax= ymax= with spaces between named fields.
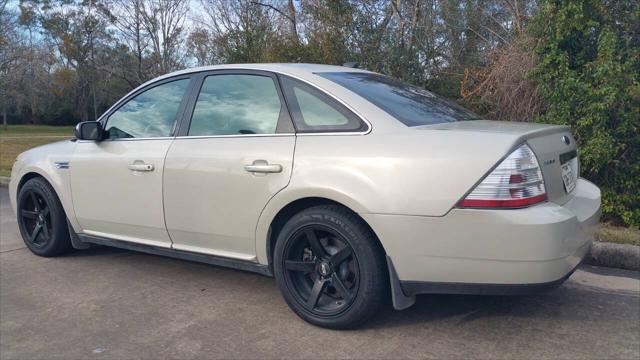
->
xmin=317 ymin=72 xmax=481 ymax=126
xmin=188 ymin=74 xmax=283 ymax=136
xmin=280 ymin=77 xmax=366 ymax=132
xmin=105 ymin=79 xmax=190 ymax=139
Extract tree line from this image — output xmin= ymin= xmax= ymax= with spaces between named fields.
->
xmin=1 ymin=0 xmax=542 ymax=124
xmin=0 ymin=0 xmax=638 ymax=226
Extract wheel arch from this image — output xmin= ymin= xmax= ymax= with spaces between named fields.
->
xmin=256 ymin=193 xmax=388 ymax=271
xmin=16 ymin=171 xmax=45 ymax=192
xmin=13 ymin=166 xmax=81 ymax=233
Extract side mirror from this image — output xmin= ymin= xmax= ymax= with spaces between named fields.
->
xmin=75 ymin=121 xmax=103 ymax=141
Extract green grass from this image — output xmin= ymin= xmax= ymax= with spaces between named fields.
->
xmin=596 ymin=224 xmax=640 ymax=246
xmin=0 ymin=125 xmax=74 ymax=177
xmin=0 ymin=124 xmax=74 ymax=137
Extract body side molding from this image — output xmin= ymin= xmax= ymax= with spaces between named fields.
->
xmin=78 ymin=234 xmax=273 ymax=277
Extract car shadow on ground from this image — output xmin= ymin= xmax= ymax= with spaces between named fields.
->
xmin=364 ymin=277 xmax=639 ymax=330
xmin=60 ymin=244 xmax=639 ymax=330
xmin=580 ymin=263 xmax=640 ymax=280
xmin=62 ymin=244 xmax=130 ymax=257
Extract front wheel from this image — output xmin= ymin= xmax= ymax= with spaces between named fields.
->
xmin=273 ymin=205 xmax=388 ymax=329
xmin=17 ymin=177 xmax=72 ymax=257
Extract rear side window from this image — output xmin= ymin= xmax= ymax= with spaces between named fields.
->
xmin=280 ymin=76 xmax=366 ymax=133
xmin=317 ymin=72 xmax=480 ymax=126
xmin=189 ymin=74 xmax=284 ymax=136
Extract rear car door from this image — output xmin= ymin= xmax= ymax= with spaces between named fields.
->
xmin=163 ymin=70 xmax=295 ymax=260
xmin=70 ymin=76 xmax=193 ymax=247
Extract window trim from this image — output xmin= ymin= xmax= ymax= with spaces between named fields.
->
xmin=175 ymin=69 xmax=295 ymax=138
xmin=98 ymin=75 xmax=195 ymax=141
xmin=95 ymin=69 xmax=372 ymax=140
xmin=277 ymin=74 xmax=371 ymax=135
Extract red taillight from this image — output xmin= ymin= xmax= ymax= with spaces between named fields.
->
xmin=458 ymin=194 xmax=547 ymax=208
xmin=458 ymin=144 xmax=547 ymax=209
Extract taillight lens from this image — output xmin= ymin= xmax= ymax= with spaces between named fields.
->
xmin=458 ymin=144 xmax=547 ymax=208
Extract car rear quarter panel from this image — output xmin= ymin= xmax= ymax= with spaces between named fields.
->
xmin=255 ymin=131 xmax=519 ymax=264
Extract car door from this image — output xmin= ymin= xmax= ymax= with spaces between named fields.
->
xmin=163 ymin=70 xmax=295 ymax=260
xmin=70 ymin=76 xmax=193 ymax=247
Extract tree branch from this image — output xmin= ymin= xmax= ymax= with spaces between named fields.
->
xmin=250 ymin=1 xmax=294 ymax=23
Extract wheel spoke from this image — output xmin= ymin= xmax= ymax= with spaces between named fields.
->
xmin=41 ymin=222 xmax=50 ymax=239
xmin=305 ymin=229 xmax=327 ymax=258
xmin=30 ymin=192 xmax=39 ymax=211
xmin=331 ymin=273 xmax=353 ymax=303
xmin=306 ymin=278 xmax=327 ymax=309
xmin=330 ymin=247 xmax=352 ymax=266
xmin=29 ymin=224 xmax=43 ymax=243
xmin=21 ymin=210 xmax=38 ymax=219
xmin=41 ymin=206 xmax=50 ymax=218
xmin=285 ymin=260 xmax=315 ymax=273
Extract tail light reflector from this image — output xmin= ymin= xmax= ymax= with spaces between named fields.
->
xmin=458 ymin=144 xmax=547 ymax=208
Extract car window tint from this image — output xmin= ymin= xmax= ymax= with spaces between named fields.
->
xmin=317 ymin=72 xmax=481 ymax=126
xmin=189 ymin=74 xmax=282 ymax=136
xmin=280 ymin=76 xmax=365 ymax=132
xmin=105 ymin=79 xmax=189 ymax=139
xmin=293 ymin=87 xmax=349 ymax=126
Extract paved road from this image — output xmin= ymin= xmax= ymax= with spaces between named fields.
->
xmin=1 ymin=187 xmax=639 ymax=359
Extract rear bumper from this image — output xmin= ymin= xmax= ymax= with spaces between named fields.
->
xmin=363 ymin=178 xmax=601 ymax=293
xmin=399 ymin=243 xmax=587 ymax=297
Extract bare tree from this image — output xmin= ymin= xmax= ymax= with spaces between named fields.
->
xmin=0 ymin=0 xmax=15 ymax=129
xmin=138 ymin=0 xmax=189 ymax=75
xmin=108 ymin=0 xmax=152 ymax=85
xmin=251 ymin=0 xmax=299 ymax=43
xmin=196 ymin=0 xmax=276 ymax=63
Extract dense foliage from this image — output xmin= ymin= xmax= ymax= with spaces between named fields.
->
xmin=530 ymin=0 xmax=639 ymax=226
xmin=1 ymin=0 xmax=529 ymax=123
xmin=0 ymin=0 xmax=638 ymax=226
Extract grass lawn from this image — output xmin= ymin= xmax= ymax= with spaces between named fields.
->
xmin=0 ymin=125 xmax=74 ymax=177
xmin=596 ymin=224 xmax=640 ymax=246
xmin=0 ymin=124 xmax=75 ymax=137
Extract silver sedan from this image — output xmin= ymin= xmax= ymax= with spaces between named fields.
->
xmin=9 ymin=64 xmax=601 ymax=328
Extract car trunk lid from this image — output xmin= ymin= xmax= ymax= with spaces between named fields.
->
xmin=415 ymin=120 xmax=579 ymax=205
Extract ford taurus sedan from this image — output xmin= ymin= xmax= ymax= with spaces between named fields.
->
xmin=9 ymin=64 xmax=601 ymax=329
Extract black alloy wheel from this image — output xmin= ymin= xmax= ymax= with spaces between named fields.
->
xmin=282 ymin=225 xmax=359 ymax=316
xmin=19 ymin=189 xmax=53 ymax=248
xmin=17 ymin=177 xmax=72 ymax=257
xmin=274 ymin=205 xmax=388 ymax=329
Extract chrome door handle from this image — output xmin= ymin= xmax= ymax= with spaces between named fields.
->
xmin=244 ymin=160 xmax=282 ymax=173
xmin=128 ymin=163 xmax=154 ymax=172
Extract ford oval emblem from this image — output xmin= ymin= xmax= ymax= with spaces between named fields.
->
xmin=562 ymin=135 xmax=571 ymax=145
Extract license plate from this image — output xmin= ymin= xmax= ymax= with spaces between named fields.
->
xmin=561 ymin=162 xmax=576 ymax=193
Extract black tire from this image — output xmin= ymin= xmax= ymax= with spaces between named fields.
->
xmin=17 ymin=177 xmax=72 ymax=257
xmin=273 ymin=205 xmax=388 ymax=329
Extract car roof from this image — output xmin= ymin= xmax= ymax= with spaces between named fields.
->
xmin=149 ymin=63 xmax=370 ymax=85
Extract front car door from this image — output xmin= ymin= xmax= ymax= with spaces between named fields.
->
xmin=70 ymin=76 xmax=193 ymax=247
xmin=163 ymin=70 xmax=295 ymax=260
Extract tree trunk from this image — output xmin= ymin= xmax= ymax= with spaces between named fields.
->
xmin=2 ymin=104 xmax=7 ymax=131
xmin=287 ymin=0 xmax=299 ymax=43
xmin=136 ymin=0 xmax=143 ymax=84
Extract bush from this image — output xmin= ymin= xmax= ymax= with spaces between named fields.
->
xmin=530 ymin=0 xmax=640 ymax=227
xmin=461 ymin=33 xmax=544 ymax=122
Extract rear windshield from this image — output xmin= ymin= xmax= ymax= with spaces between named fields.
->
xmin=317 ymin=72 xmax=481 ymax=126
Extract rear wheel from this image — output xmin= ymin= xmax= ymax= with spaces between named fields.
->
xmin=17 ymin=177 xmax=72 ymax=257
xmin=274 ymin=205 xmax=387 ymax=329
